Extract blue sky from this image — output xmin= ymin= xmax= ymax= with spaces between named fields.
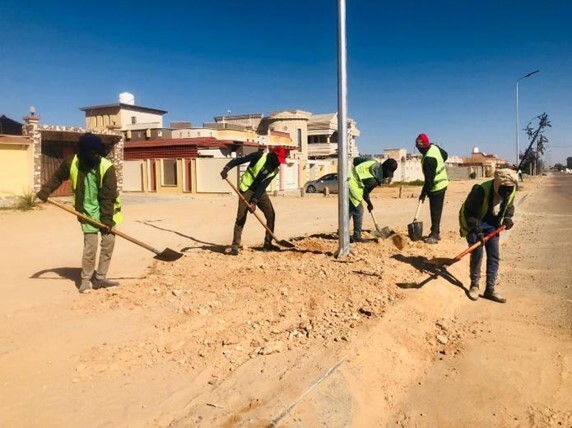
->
xmin=1 ymin=0 xmax=571 ymax=164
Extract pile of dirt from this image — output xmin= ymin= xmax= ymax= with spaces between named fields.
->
xmin=73 ymin=229 xmax=464 ymax=382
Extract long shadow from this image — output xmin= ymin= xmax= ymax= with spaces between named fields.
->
xmin=391 ymin=254 xmax=467 ymax=292
xmin=138 ymin=220 xmax=226 ymax=252
xmin=30 ymin=267 xmax=81 ymax=282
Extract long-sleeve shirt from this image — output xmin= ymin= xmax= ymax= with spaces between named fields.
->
xmin=353 ymin=157 xmax=382 ymax=204
xmin=421 ymin=145 xmax=448 ymax=196
xmin=225 ymin=151 xmax=280 ymax=202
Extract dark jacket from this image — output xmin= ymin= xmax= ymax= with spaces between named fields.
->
xmin=225 ymin=151 xmax=280 ymax=202
xmin=39 ymin=157 xmax=118 ymax=227
xmin=421 ymin=145 xmax=448 ymax=196
xmin=464 ymin=184 xmax=515 ymax=228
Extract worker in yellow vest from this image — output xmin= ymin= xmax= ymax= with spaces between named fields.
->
xmin=37 ymin=133 xmax=122 ymax=293
xmin=416 ymin=133 xmax=449 ymax=244
xmin=459 ymin=169 xmax=517 ymax=303
xmin=348 ymin=157 xmax=398 ymax=242
xmin=220 ymin=146 xmax=287 ymax=255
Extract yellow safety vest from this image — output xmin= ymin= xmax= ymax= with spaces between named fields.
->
xmin=349 ymin=160 xmax=376 ymax=207
xmin=423 ymin=145 xmax=449 ymax=192
xmin=70 ymin=155 xmax=123 ymax=225
xmin=459 ymin=179 xmax=516 ymax=237
xmin=239 ymin=153 xmax=279 ymax=192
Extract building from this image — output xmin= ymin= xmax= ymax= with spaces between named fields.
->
xmin=306 ymin=113 xmax=360 ymax=159
xmin=463 ymin=147 xmax=508 ymax=177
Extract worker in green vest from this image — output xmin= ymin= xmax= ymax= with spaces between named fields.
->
xmin=220 ymin=146 xmax=287 ymax=255
xmin=416 ymin=133 xmax=449 ymax=244
xmin=349 ymin=157 xmax=398 ymax=242
xmin=459 ymin=168 xmax=517 ymax=303
xmin=37 ymin=133 xmax=122 ymax=293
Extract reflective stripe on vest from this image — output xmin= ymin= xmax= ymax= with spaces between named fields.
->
xmin=349 ymin=160 xmax=376 ymax=207
xmin=70 ymin=155 xmax=123 ymax=225
xmin=458 ymin=179 xmax=516 ymax=237
xmin=423 ymin=145 xmax=449 ymax=192
xmin=239 ymin=153 xmax=278 ymax=192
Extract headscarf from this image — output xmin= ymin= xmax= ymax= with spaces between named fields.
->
xmin=492 ymin=168 xmax=518 ymax=207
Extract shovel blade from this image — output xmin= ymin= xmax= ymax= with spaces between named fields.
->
xmin=407 ymin=221 xmax=423 ymax=241
xmin=277 ymin=239 xmax=296 ymax=249
xmin=153 ymin=248 xmax=184 ymax=262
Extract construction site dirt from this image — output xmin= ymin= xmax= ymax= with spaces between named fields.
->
xmin=1 ymin=175 xmax=571 ymax=427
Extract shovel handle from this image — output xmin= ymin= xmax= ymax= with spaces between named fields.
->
xmin=47 ymin=198 xmax=162 ymax=255
xmin=413 ymin=199 xmax=423 ymax=222
xmin=224 ymin=178 xmax=281 ymax=242
xmin=454 ymin=225 xmax=507 ymax=262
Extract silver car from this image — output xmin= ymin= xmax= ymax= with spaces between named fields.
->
xmin=305 ymin=173 xmax=339 ymax=194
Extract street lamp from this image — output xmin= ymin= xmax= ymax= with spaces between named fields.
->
xmin=516 ymin=70 xmax=539 ymax=164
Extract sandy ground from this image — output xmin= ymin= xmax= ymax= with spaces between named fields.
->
xmin=0 ymin=175 xmax=571 ymax=427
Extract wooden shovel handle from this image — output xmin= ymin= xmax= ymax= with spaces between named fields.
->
xmin=224 ymin=178 xmax=281 ymax=241
xmin=413 ymin=199 xmax=423 ymax=222
xmin=454 ymin=225 xmax=507 ymax=261
xmin=47 ymin=198 xmax=161 ymax=255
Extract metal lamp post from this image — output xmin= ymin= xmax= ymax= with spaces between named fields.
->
xmin=515 ymin=70 xmax=539 ymax=165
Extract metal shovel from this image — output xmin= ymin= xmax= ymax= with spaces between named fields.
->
xmin=47 ymin=198 xmax=184 ymax=262
xmin=370 ymin=212 xmax=405 ymax=250
xmin=225 ymin=178 xmax=296 ymax=249
xmin=407 ymin=200 xmax=424 ymax=241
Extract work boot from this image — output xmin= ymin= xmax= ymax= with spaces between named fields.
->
xmin=92 ymin=277 xmax=120 ymax=290
xmin=262 ymin=242 xmax=281 ymax=252
xmin=78 ymin=280 xmax=91 ymax=294
xmin=229 ymin=246 xmax=240 ymax=256
xmin=350 ymin=236 xmax=364 ymax=243
xmin=467 ymin=284 xmax=479 ymax=301
xmin=483 ymin=289 xmax=507 ymax=304
xmin=425 ymin=234 xmax=441 ymax=244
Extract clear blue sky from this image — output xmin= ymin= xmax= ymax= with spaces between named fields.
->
xmin=1 ymin=0 xmax=571 ymax=164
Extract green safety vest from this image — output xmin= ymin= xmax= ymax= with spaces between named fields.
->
xmin=458 ymin=179 xmax=516 ymax=237
xmin=239 ymin=153 xmax=279 ymax=192
xmin=423 ymin=145 xmax=449 ymax=192
xmin=70 ymin=155 xmax=123 ymax=226
xmin=349 ymin=160 xmax=377 ymax=207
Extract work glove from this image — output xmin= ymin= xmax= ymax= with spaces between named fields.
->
xmin=248 ymin=201 xmax=257 ymax=214
xmin=502 ymin=218 xmax=514 ymax=230
xmin=220 ymin=167 xmax=229 ymax=180
xmin=100 ymin=219 xmax=114 ymax=235
xmin=366 ymin=201 xmax=374 ymax=213
xmin=36 ymin=189 xmax=49 ymax=202
xmin=477 ymin=232 xmax=486 ymax=246
xmin=418 ymin=192 xmax=426 ymax=203
xmin=467 ymin=217 xmax=482 ymax=237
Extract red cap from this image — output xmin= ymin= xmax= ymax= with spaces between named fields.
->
xmin=416 ymin=133 xmax=430 ymax=148
xmin=273 ymin=146 xmax=287 ymax=164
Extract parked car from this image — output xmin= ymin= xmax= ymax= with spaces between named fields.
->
xmin=305 ymin=173 xmax=338 ymax=194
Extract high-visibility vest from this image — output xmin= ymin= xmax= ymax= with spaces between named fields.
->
xmin=423 ymin=145 xmax=449 ymax=192
xmin=70 ymin=155 xmax=123 ymax=225
xmin=239 ymin=153 xmax=278 ymax=192
xmin=349 ymin=160 xmax=377 ymax=207
xmin=459 ymin=179 xmax=516 ymax=237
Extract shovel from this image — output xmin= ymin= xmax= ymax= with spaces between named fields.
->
xmin=407 ymin=200 xmax=424 ymax=241
xmin=47 ymin=198 xmax=184 ymax=262
xmin=398 ymin=226 xmax=506 ymax=289
xmin=370 ymin=211 xmax=405 ymax=250
xmin=225 ymin=178 xmax=296 ymax=249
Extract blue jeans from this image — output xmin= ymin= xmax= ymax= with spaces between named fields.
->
xmin=349 ymin=200 xmax=363 ymax=239
xmin=467 ymin=223 xmax=500 ymax=290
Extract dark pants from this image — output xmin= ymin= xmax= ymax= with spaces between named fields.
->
xmin=349 ymin=200 xmax=363 ymax=239
xmin=232 ymin=189 xmax=275 ymax=248
xmin=428 ymin=188 xmax=446 ymax=237
xmin=467 ymin=223 xmax=500 ymax=290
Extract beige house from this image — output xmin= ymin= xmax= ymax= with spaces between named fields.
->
xmin=307 ymin=113 xmax=360 ymax=158
xmin=0 ymin=134 xmax=34 ymax=201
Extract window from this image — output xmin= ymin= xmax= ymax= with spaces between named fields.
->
xmin=162 ymin=159 xmax=177 ymax=186
xmin=131 ymin=116 xmax=137 ymax=124
xmin=297 ymin=128 xmax=302 ymax=149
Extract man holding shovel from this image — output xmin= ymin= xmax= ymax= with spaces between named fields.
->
xmin=220 ymin=146 xmax=287 ymax=255
xmin=459 ymin=168 xmax=518 ymax=303
xmin=348 ymin=157 xmax=398 ymax=243
xmin=416 ymin=133 xmax=449 ymax=244
xmin=36 ymin=133 xmax=122 ymax=293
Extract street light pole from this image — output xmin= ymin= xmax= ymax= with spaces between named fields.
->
xmin=515 ymin=70 xmax=539 ymax=165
